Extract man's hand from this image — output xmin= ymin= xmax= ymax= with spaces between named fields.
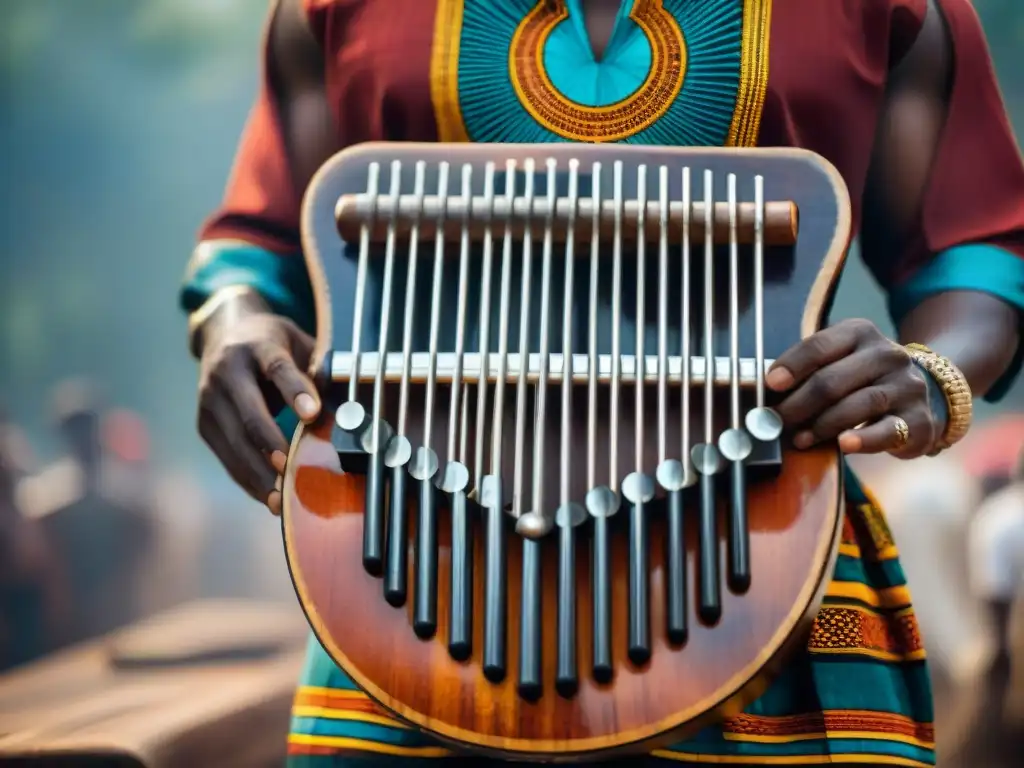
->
xmin=766 ymin=318 xmax=946 ymax=459
xmin=196 ymin=298 xmax=321 ymax=514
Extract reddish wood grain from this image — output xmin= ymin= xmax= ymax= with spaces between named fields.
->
xmin=283 ymin=415 xmax=841 ymax=760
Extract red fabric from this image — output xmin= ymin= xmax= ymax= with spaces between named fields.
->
xmin=912 ymin=0 xmax=1024 ymax=278
xmin=198 ymin=4 xmax=302 ymax=252
xmin=197 ymin=0 xmax=440 ymax=252
xmin=199 ymin=0 xmax=1024 ymax=279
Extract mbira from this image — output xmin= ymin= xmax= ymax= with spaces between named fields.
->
xmin=283 ymin=143 xmax=850 ymax=762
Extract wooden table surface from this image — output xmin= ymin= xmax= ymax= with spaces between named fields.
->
xmin=0 ymin=599 xmax=308 ymax=767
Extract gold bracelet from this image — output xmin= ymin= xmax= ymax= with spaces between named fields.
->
xmin=186 ymin=284 xmax=261 ymax=357
xmin=904 ymin=342 xmax=973 ymax=455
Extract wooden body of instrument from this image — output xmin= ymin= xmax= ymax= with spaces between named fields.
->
xmin=283 ymin=143 xmax=851 ymax=761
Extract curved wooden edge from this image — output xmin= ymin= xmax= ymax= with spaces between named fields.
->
xmin=299 ymin=157 xmax=339 ymax=383
xmin=281 ymin=431 xmax=844 ymax=760
xmin=796 ymin=154 xmax=853 ymax=338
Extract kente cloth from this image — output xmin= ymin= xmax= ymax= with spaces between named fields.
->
xmin=281 ymin=461 xmax=935 ymax=767
xmin=179 ymin=1 xmax=1024 ymax=765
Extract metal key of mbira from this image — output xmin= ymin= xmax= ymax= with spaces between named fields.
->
xmin=284 ymin=144 xmax=850 ymax=762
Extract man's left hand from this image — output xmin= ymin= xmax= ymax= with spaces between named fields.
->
xmin=765 ymin=318 xmax=945 ymax=458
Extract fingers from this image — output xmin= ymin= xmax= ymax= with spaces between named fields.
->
xmin=790 ymin=381 xmax=899 ymax=449
xmin=199 ymin=391 xmax=279 ymax=505
xmin=267 ymin=475 xmax=283 ymax=516
xmin=270 ymin=450 xmax=288 ymax=475
xmin=286 ymin=320 xmax=316 ymax=368
xmin=267 ymin=451 xmax=287 ymax=515
xmin=775 ymin=349 xmax=897 ymax=430
xmin=788 ymin=373 xmax=936 ymax=457
xmin=252 ymin=338 xmax=321 ymax=422
xmin=196 ymin=316 xmax=314 ymax=516
xmin=838 ymin=408 xmax=935 ymax=458
xmin=766 ymin=320 xmax=874 ymax=392
xmin=227 ymin=374 xmax=291 ymax=456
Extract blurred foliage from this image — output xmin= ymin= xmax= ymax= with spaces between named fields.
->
xmin=1 ymin=0 xmax=262 ymax=97
xmin=2 ymin=0 xmax=252 ymax=63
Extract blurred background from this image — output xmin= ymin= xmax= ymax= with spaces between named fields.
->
xmin=0 ymin=0 xmax=1022 ymax=766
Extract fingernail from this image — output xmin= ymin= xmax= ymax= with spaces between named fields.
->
xmin=838 ymin=431 xmax=862 ymax=453
xmin=765 ymin=367 xmax=794 ymax=391
xmin=793 ymin=431 xmax=814 ymax=449
xmin=267 ymin=490 xmax=282 ymax=516
xmin=294 ymin=393 xmax=319 ymax=420
xmin=270 ymin=450 xmax=287 ymax=474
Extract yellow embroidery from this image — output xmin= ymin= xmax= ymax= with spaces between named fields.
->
xmin=288 ymin=734 xmax=453 ymax=757
xmin=650 ymin=751 xmax=934 ymax=766
xmin=430 ymin=0 xmax=773 ymax=146
xmin=808 ymin=605 xmax=926 ymax=662
xmin=727 ymin=0 xmax=773 ymax=146
xmin=825 ymin=581 xmax=912 ymax=610
xmin=431 ymin=0 xmax=470 ymax=142
xmin=509 ymin=0 xmax=685 ymax=142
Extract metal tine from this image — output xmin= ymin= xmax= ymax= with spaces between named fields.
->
xmin=745 ymin=176 xmax=784 ymax=443
xmin=622 ymin=165 xmax=654 ymax=665
xmin=632 ymin=165 xmax=648 ymax=480
xmin=460 ymin=383 xmax=470 ymax=466
xmin=409 ymin=161 xmax=450 ymax=639
xmin=442 ymin=164 xmax=473 ymax=490
xmin=719 ymin=174 xmax=754 ymax=592
xmin=511 ymin=160 xmax=537 ymax=525
xmin=585 ymin=160 xmax=630 ymax=680
xmin=518 ymin=158 xmax=557 ymax=539
xmin=555 ymin=158 xmax=585 ymax=698
xmin=471 ymin=163 xmax=498 ymax=499
xmin=383 ymin=160 xmax=426 ymax=605
xmin=583 ymin=162 xmax=614 ymax=683
xmin=442 ymin=164 xmax=476 ymax=659
xmin=692 ymin=169 xmax=723 ymax=624
xmin=657 ymin=167 xmax=670 ymax=468
xmin=336 ymin=163 xmax=380 ymax=432
xmin=517 ymin=158 xmax=552 ymax=702
xmin=609 ymin=161 xmax=624 ymax=500
xmin=660 ymin=166 xmax=695 ymax=645
xmin=681 ymin=168 xmax=694 ymax=475
xmin=480 ymin=160 xmax=518 ymax=684
xmin=361 ymin=160 xmax=402 ymax=576
xmin=585 ymin=164 xmax=602 ymax=519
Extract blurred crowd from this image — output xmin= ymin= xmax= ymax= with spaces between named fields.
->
xmin=0 ymin=377 xmax=1022 ymax=766
xmin=850 ymin=419 xmax=1024 ymax=767
xmin=0 ymin=378 xmax=295 ymax=674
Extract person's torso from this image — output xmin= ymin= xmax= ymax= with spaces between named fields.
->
xmin=304 ymin=0 xmax=929 ymax=229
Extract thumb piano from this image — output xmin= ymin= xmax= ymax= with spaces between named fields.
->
xmin=283 ymin=144 xmax=850 ymax=762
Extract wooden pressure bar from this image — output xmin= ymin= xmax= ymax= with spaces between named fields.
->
xmin=334 ymin=195 xmax=798 ymax=247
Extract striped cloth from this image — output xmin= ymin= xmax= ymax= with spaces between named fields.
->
xmin=287 ymin=467 xmax=936 ymax=766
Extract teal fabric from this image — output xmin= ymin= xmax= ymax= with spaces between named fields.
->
xmin=887 ymin=243 xmax=1024 ymax=402
xmin=456 ymin=0 xmax=744 ymax=145
xmin=544 ymin=0 xmax=647 ymax=106
xmin=179 ymin=242 xmax=317 ymax=335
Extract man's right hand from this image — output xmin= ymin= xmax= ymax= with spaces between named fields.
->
xmin=195 ymin=294 xmax=321 ymax=514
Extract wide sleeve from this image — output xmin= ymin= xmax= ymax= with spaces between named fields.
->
xmin=178 ymin=1 xmax=318 ymax=333
xmin=884 ymin=0 xmax=1024 ymax=401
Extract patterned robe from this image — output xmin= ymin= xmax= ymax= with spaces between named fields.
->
xmin=181 ymin=1 xmax=1024 ymax=764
